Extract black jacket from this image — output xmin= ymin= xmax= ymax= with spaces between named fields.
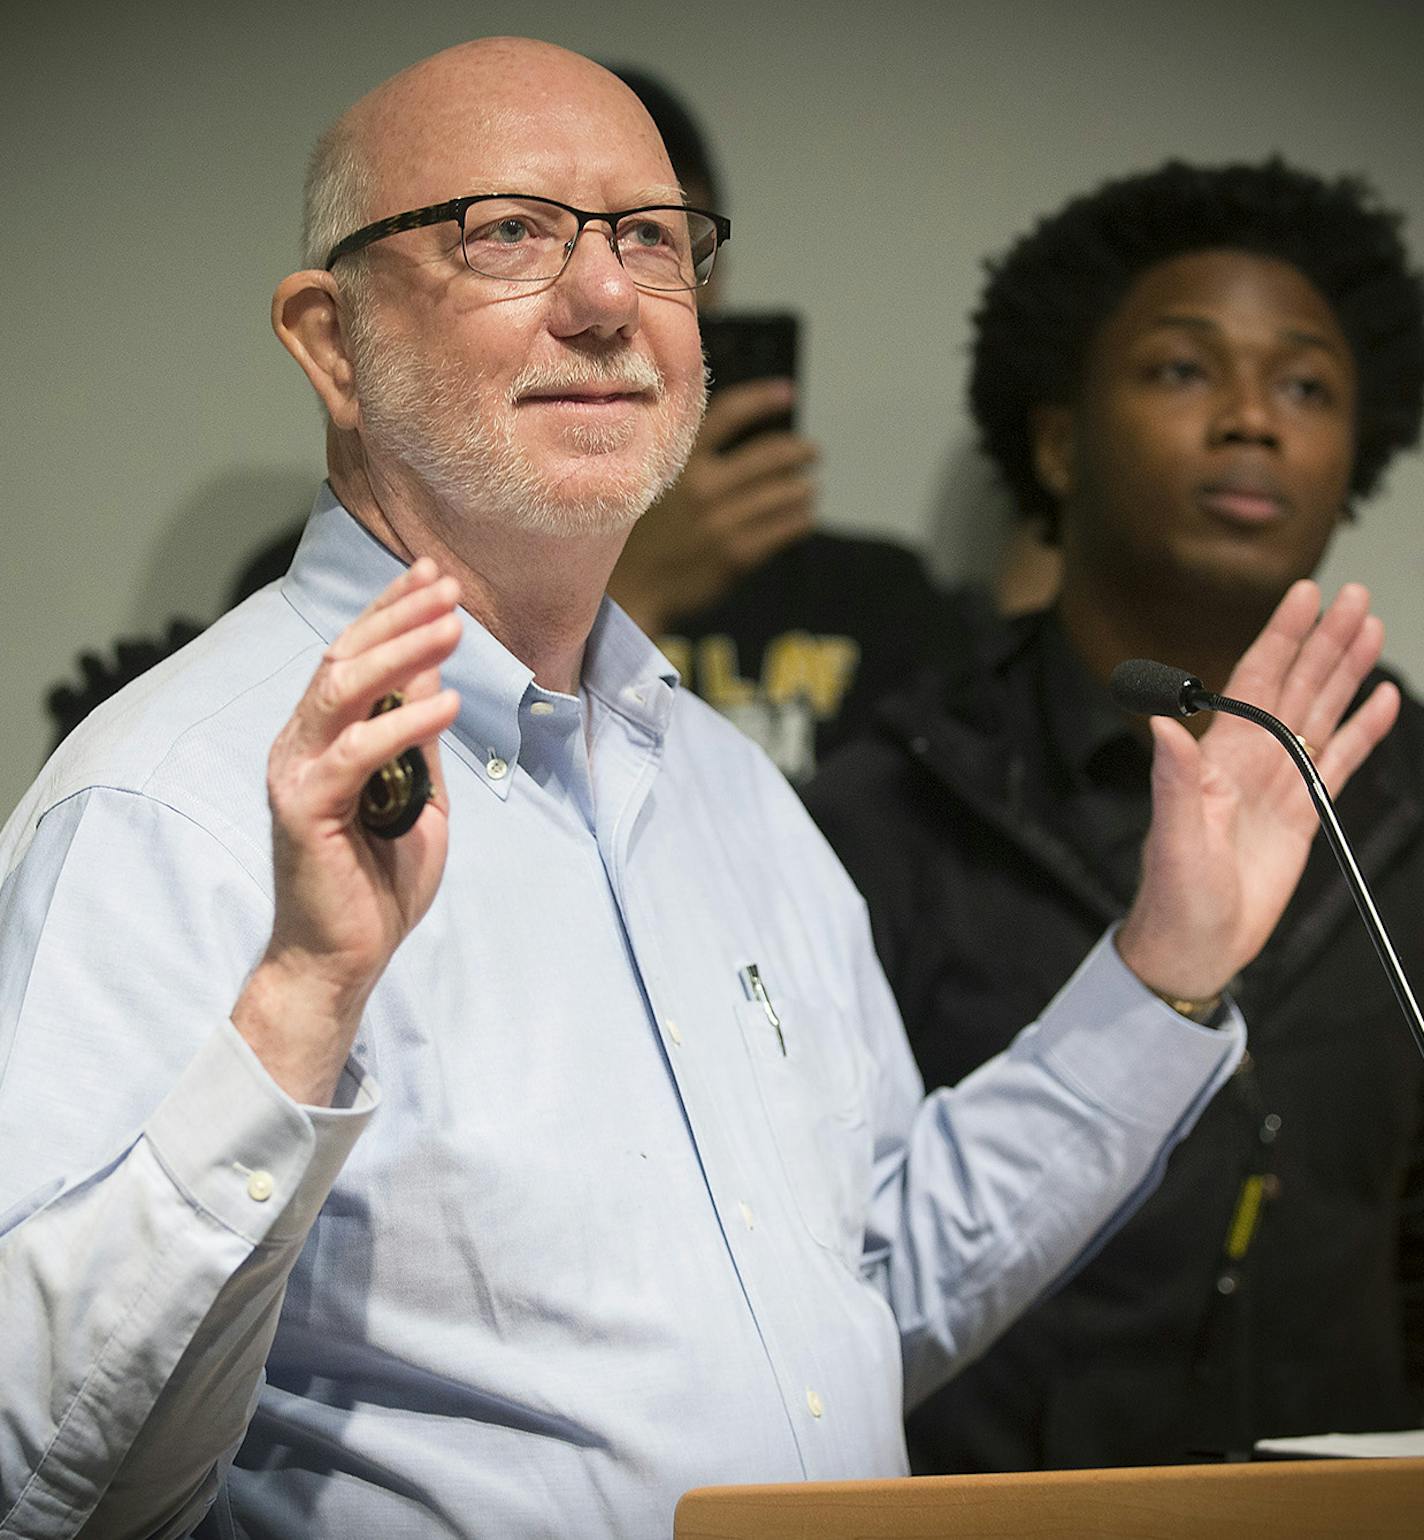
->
xmin=806 ymin=603 xmax=1424 ymax=1470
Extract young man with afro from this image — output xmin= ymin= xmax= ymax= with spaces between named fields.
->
xmin=807 ymin=158 xmax=1424 ymax=1470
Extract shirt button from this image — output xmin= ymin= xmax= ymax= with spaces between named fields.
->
xmin=806 ymin=1389 xmax=824 ymax=1419
xmin=246 ymin=1170 xmax=275 ymax=1203
xmin=666 ymin=1019 xmax=683 ymax=1046
xmin=486 ymin=757 xmax=509 ymax=780
xmin=529 ymin=701 xmax=554 ymax=717
xmin=738 ymin=1201 xmax=755 ymax=1231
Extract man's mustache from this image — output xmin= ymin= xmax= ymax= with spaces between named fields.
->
xmin=509 ymin=353 xmax=666 ymax=401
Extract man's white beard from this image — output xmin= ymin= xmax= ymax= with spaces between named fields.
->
xmin=350 ymin=319 xmax=706 ymax=538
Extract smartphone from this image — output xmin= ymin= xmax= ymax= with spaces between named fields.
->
xmin=700 ymin=311 xmax=800 ymax=452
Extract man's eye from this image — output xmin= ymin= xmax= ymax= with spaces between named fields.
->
xmin=468 ymin=217 xmax=535 ymax=245
xmin=1150 ymin=358 xmax=1206 ymax=385
xmin=1282 ymin=375 xmax=1332 ymax=405
xmin=627 ymin=220 xmax=672 ymax=249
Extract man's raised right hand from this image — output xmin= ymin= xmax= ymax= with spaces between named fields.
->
xmin=231 ymin=558 xmax=462 ymax=1105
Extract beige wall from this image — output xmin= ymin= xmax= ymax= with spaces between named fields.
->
xmin=5 ymin=0 xmax=1423 ymax=817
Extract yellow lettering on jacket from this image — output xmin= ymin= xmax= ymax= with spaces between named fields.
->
xmin=665 ymin=632 xmax=863 ymax=720
xmin=696 ymin=636 xmax=757 ymax=708
xmin=763 ymin=633 xmax=861 ymax=719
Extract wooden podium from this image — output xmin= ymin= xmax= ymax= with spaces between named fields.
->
xmin=675 ymin=1458 xmax=1424 ymax=1538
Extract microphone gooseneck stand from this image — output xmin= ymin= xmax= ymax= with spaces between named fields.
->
xmin=1109 ymin=658 xmax=1424 ymax=1064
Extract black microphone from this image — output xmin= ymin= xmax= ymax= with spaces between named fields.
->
xmin=1110 ymin=658 xmax=1424 ymax=1062
xmin=1108 ymin=658 xmax=1211 ymax=720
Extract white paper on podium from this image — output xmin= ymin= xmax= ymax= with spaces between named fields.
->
xmin=1255 ymin=1429 xmax=1424 ymax=1459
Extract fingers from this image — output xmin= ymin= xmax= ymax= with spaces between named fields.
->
xmin=1313 ymin=678 xmax=1401 ymax=795
xmin=723 ymin=498 xmax=816 ymax=575
xmin=1140 ymin=714 xmax=1215 ymax=897
xmin=1115 ymin=717 xmax=1220 ymax=996
xmin=1293 ymin=610 xmax=1384 ymax=749
xmin=396 ymin=663 xmax=453 ymax=808
xmin=301 ymin=688 xmax=460 ymax=820
xmin=711 ymin=425 xmax=825 ymax=489
xmin=1223 ymin=582 xmax=1385 ymax=751
xmin=326 ymin=561 xmax=460 ymax=665
xmin=606 ymin=396 xmax=817 ymax=631
xmin=699 ymin=378 xmax=797 ymax=450
xmin=340 ymin=555 xmax=442 ymax=637
xmin=1271 ymin=582 xmax=1374 ymax=725
xmin=1145 ymin=715 xmax=1208 ymax=847
xmin=710 ymin=464 xmax=815 ymax=533
xmin=306 ymin=611 xmax=462 ymax=746
xmin=695 ymin=381 xmax=818 ymax=487
xmin=270 ymin=562 xmax=464 ymax=828
xmin=312 ymin=565 xmax=460 ymax=721
xmin=1220 ymin=578 xmax=1322 ymax=707
xmin=1229 ymin=583 xmax=1388 ymax=801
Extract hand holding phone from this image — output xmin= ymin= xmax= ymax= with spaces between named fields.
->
xmin=607 ymin=311 xmax=816 ymax=633
xmin=700 ymin=313 xmax=799 ymax=451
xmin=609 ymin=389 xmax=816 ymax=636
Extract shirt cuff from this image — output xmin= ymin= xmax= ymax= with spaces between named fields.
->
xmin=1025 ymin=927 xmax=1246 ymax=1129
xmin=143 ymin=1020 xmax=378 ymax=1248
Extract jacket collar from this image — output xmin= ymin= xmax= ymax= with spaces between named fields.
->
xmin=876 ymin=608 xmax=1129 ymax=924
xmin=874 ymin=602 xmax=1424 ymax=959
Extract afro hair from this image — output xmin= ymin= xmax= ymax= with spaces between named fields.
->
xmin=970 ymin=158 xmax=1424 ymax=532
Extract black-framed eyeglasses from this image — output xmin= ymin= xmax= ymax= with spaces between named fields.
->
xmin=325 ymin=193 xmax=730 ymax=293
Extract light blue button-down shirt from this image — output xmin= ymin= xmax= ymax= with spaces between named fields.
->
xmin=0 ymin=490 xmax=1241 ymax=1539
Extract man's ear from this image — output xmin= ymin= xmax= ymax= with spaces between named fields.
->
xmin=1029 ymin=403 xmax=1076 ymax=502
xmin=272 ymin=270 xmax=360 ymax=429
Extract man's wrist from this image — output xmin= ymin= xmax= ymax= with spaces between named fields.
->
xmin=1113 ymin=917 xmax=1228 ymax=1022
xmin=231 ymin=953 xmax=371 ymax=1107
xmin=1147 ymin=986 xmax=1224 ymax=1025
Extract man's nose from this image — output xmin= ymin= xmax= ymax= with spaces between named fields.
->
xmin=548 ymin=222 xmax=641 ymax=341
xmin=1212 ymin=370 xmax=1280 ymax=448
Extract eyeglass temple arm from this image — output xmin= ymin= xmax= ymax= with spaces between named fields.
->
xmin=324 ymin=199 xmax=469 ymax=270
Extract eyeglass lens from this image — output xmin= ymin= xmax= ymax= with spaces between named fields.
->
xmin=460 ymin=198 xmax=718 ymax=290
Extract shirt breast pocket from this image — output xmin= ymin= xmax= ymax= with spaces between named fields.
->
xmin=733 ymin=986 xmax=874 ymax=1268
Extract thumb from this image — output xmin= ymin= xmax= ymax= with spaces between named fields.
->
xmin=1144 ymin=715 xmax=1207 ymax=861
xmin=701 ymin=378 xmax=795 ymax=449
xmin=1119 ymin=716 xmax=1237 ymax=999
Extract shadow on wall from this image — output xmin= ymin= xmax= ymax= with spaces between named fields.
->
xmin=43 ymin=465 xmax=316 ymax=757
xmin=925 ymin=433 xmax=1022 ymax=587
xmin=926 ymin=434 xmax=1064 ymax=617
xmin=125 ymin=465 xmax=317 ymax=636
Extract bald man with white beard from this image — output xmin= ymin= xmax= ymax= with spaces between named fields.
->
xmin=0 ymin=37 xmax=1401 ymax=1540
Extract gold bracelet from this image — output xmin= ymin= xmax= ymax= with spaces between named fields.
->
xmin=1152 ymin=989 xmax=1223 ymax=1024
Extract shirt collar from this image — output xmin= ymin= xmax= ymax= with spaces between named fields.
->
xmin=282 ymin=486 xmax=680 ymax=798
xmin=1038 ymin=609 xmax=1147 ymax=788
xmin=583 ymin=594 xmax=680 ymax=741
